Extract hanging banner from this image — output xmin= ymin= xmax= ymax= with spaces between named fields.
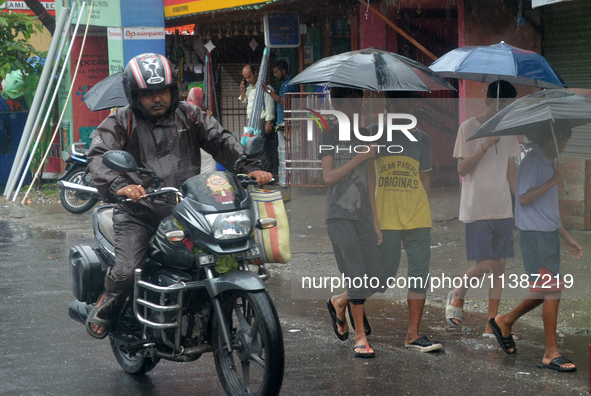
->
xmin=71 ymin=28 xmax=110 ymax=147
xmin=163 ymin=0 xmax=269 ymax=18
xmin=532 ymin=0 xmax=575 ymax=8
xmin=107 ymin=28 xmax=125 ymax=75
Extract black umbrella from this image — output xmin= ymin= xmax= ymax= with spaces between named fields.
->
xmin=289 ymin=48 xmax=455 ymax=92
xmin=83 ymin=72 xmax=128 ymax=111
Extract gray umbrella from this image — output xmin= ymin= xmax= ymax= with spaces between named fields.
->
xmin=83 ymin=72 xmax=128 ymax=111
xmin=467 ymin=89 xmax=591 ymax=141
xmin=289 ymin=48 xmax=455 ymax=92
xmin=468 ymin=89 xmax=591 ymax=194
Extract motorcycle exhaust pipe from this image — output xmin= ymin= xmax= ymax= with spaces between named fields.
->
xmin=57 ymin=180 xmax=99 ymax=195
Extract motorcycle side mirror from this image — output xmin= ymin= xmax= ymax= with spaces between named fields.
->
xmin=244 ymin=136 xmax=265 ymax=157
xmin=103 ymin=150 xmax=138 ymax=173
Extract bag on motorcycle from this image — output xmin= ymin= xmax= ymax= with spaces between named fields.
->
xmin=249 ymin=188 xmax=291 ymax=264
xmin=69 ymin=245 xmax=106 ymax=304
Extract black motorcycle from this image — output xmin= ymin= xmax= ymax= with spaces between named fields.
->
xmin=58 ymin=143 xmax=100 ymax=214
xmin=64 ymin=139 xmax=285 ymax=396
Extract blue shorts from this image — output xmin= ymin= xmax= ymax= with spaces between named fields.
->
xmin=520 ymin=230 xmax=564 ymax=292
xmin=465 ymin=218 xmax=514 ymax=261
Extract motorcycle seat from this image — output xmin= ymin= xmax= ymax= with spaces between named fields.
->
xmin=98 ymin=208 xmax=115 ymax=246
xmin=97 ymin=207 xmax=155 ymax=248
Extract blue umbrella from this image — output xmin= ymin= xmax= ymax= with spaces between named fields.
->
xmin=429 ymin=41 xmax=566 ymax=89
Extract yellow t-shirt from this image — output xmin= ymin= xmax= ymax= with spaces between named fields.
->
xmin=373 ymin=129 xmax=432 ymax=230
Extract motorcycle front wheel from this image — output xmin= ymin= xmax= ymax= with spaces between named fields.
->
xmin=213 ymin=290 xmax=285 ymax=396
xmin=60 ymin=169 xmax=99 ymax=214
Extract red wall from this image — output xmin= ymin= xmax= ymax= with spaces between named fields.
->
xmin=359 ymin=5 xmax=386 ymax=50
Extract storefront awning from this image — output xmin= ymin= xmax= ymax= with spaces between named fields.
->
xmin=164 ymin=0 xmax=283 ymax=19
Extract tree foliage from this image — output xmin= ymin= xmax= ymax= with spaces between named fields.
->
xmin=0 ymin=0 xmax=43 ymax=79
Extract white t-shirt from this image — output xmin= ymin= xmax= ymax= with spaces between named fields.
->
xmin=453 ymin=117 xmax=520 ymax=223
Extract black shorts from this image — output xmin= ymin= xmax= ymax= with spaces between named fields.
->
xmin=326 ymin=218 xmax=384 ymax=300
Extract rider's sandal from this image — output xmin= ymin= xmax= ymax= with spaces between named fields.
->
xmin=85 ymin=305 xmax=111 ymax=340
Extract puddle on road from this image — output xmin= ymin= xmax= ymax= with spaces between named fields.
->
xmin=0 ymin=220 xmax=69 ymax=243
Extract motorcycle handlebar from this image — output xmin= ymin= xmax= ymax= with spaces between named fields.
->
xmin=118 ymin=187 xmax=183 ymax=203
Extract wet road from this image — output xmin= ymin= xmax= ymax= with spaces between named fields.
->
xmin=0 ymin=202 xmax=588 ymax=395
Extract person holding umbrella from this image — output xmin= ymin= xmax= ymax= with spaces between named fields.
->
xmin=322 ymin=86 xmax=384 ymax=358
xmin=446 ymin=80 xmax=520 ymax=336
xmin=489 ymin=126 xmax=581 ymax=372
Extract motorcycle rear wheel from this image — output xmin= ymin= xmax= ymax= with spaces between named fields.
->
xmin=213 ymin=290 xmax=284 ymax=396
xmin=60 ymin=169 xmax=99 ymax=214
xmin=109 ymin=336 xmax=159 ymax=375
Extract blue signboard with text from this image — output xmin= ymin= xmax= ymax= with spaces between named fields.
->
xmin=264 ymin=13 xmax=300 ymax=48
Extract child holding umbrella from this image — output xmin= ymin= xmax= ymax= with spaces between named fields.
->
xmin=489 ymin=126 xmax=581 ymax=372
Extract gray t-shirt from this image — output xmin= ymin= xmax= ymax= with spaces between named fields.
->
xmin=515 ymin=146 xmax=561 ymax=231
xmin=318 ymin=128 xmax=373 ymax=221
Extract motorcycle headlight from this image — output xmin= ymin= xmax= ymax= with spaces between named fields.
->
xmin=205 ymin=210 xmax=252 ymax=240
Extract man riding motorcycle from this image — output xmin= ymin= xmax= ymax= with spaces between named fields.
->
xmin=85 ymin=53 xmax=272 ymax=338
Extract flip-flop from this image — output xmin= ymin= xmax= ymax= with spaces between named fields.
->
xmin=536 ymin=356 xmax=576 ymax=372
xmin=445 ymin=290 xmax=463 ymax=328
xmin=352 ymin=344 xmax=374 ymax=358
xmin=85 ymin=304 xmax=111 ymax=340
xmin=346 ymin=303 xmax=372 ymax=336
xmin=488 ymin=318 xmax=516 ymax=354
xmin=326 ymin=299 xmax=348 ymax=341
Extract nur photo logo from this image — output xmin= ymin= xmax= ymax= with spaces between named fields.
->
xmin=296 ymin=108 xmax=419 ymax=154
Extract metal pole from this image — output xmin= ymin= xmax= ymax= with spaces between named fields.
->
xmin=494 ymin=76 xmax=499 ymax=154
xmin=12 ymin=0 xmax=87 ymax=201
xmin=549 ymin=120 xmax=569 ymax=195
xmin=22 ymin=1 xmax=94 ymax=203
xmin=3 ymin=4 xmax=70 ymax=198
xmin=6 ymin=2 xmax=77 ymax=198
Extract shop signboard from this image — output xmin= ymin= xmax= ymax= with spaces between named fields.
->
xmin=107 ymin=28 xmax=125 ymax=74
xmin=0 ymin=1 xmax=55 ymax=15
xmin=263 ymin=13 xmax=300 ymax=48
xmin=55 ymin=0 xmax=121 ymax=27
xmin=163 ymin=0 xmax=266 ymax=18
xmin=123 ymin=27 xmax=166 ymax=64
